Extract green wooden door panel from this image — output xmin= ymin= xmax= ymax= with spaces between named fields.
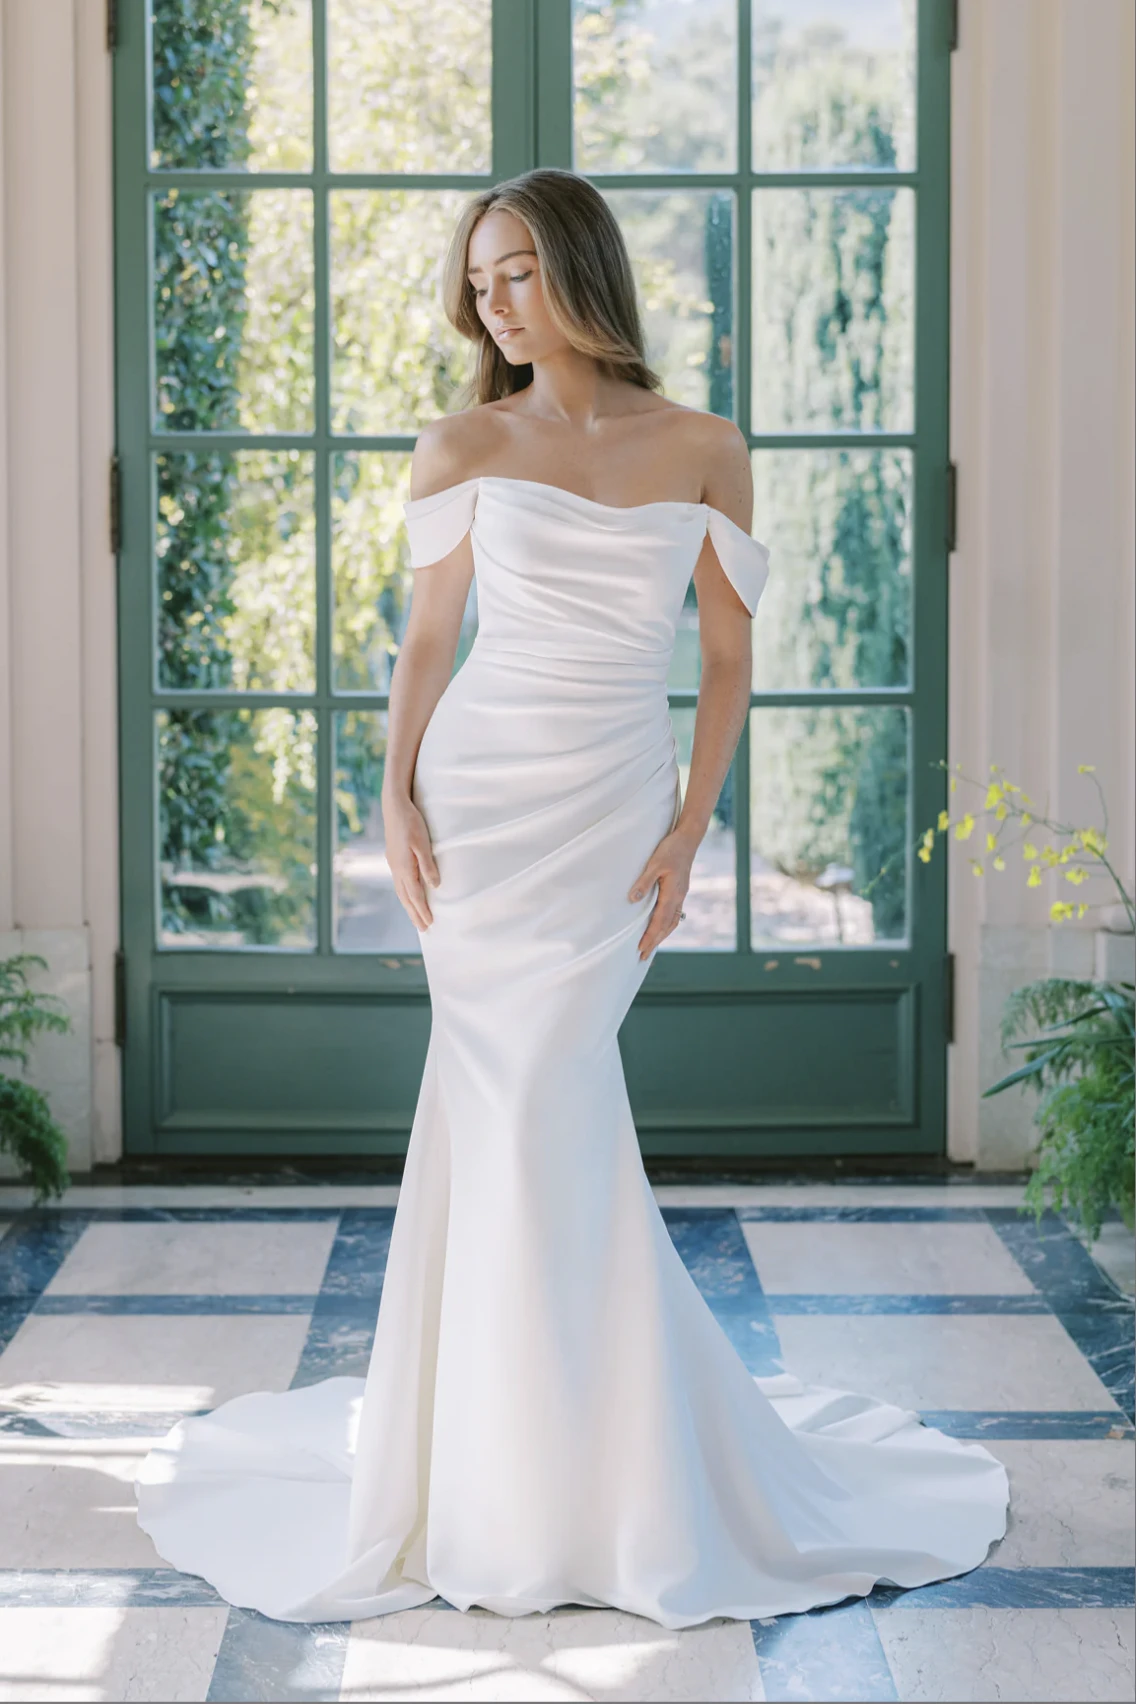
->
xmin=114 ymin=1 xmax=954 ymax=1157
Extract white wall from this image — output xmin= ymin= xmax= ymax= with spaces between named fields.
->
xmin=0 ymin=0 xmax=119 ymax=1170
xmin=947 ymin=0 xmax=1136 ymax=1166
xmin=0 ymin=0 xmax=1131 ymax=1171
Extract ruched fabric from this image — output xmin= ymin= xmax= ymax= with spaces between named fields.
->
xmin=136 ymin=476 xmax=1008 ymax=1627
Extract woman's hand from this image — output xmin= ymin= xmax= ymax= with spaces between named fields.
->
xmin=629 ymin=827 xmax=699 ymax=960
xmin=383 ymin=790 xmax=440 ymax=931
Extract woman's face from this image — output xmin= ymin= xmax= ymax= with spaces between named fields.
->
xmin=466 ymin=207 xmax=565 ymax=366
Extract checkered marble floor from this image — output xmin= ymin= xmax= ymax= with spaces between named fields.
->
xmin=0 ymin=1182 xmax=1131 ymax=1703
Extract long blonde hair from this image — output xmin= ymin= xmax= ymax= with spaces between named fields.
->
xmin=441 ymin=168 xmax=661 ymax=405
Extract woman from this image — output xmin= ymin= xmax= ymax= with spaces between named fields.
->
xmin=136 ymin=168 xmax=1009 ymax=1627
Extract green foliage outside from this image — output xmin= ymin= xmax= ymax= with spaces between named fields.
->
xmin=0 ymin=956 xmax=71 ymax=1202
xmin=154 ymin=0 xmax=916 ymax=948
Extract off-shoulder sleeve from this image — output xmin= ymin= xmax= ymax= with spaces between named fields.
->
xmin=705 ymin=506 xmax=771 ymax=617
xmin=403 ymin=477 xmax=479 ymax=568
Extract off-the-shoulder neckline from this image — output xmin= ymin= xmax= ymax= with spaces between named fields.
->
xmin=405 ymin=473 xmax=750 ymax=529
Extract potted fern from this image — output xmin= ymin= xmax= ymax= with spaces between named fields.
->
xmin=0 ymin=953 xmax=72 ymax=1202
xmin=876 ymin=762 xmax=1134 ymax=1241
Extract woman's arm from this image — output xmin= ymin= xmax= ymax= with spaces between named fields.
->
xmin=381 ymin=422 xmax=477 ymax=930
xmin=628 ymin=418 xmax=754 ymax=959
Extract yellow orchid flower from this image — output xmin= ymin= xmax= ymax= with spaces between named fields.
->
xmin=1050 ymin=900 xmax=1075 ymax=922
xmin=985 ymin=831 xmax=998 ymax=852
xmin=995 ymin=803 xmax=1009 ymax=820
xmin=1077 ymin=764 xmax=1096 ymax=773
xmin=1021 ymin=812 xmax=1032 ymax=827
xmin=1022 ymin=842 xmax=1039 ymax=861
xmin=984 ymin=782 xmax=1004 ymax=808
xmin=971 ymin=861 xmax=984 ymax=876
xmin=937 ymin=810 xmax=950 ymax=832
xmin=949 ymin=777 xmax=958 ymax=793
xmin=955 ymin=813 xmax=976 ymax=841
xmin=1076 ymin=902 xmax=1088 ymax=918
xmin=918 ymin=844 xmax=932 ymax=864
xmin=993 ymin=855 xmax=1006 ymax=871
xmin=1027 ymin=865 xmax=1042 ymax=888
xmin=1064 ymin=867 xmax=1088 ymax=885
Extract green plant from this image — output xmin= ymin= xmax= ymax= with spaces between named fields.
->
xmin=987 ymin=976 xmax=1134 ymax=1240
xmin=870 ymin=761 xmax=1135 ymax=1239
xmin=0 ymin=955 xmax=72 ymax=1202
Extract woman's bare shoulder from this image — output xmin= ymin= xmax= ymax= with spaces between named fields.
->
xmin=410 ymin=405 xmax=508 ymax=500
xmin=675 ymin=407 xmax=751 ymax=526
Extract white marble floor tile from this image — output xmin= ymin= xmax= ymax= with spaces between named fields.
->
xmin=340 ymin=1606 xmax=764 ymax=1702
xmin=1081 ymin=1222 xmax=1136 ymax=1298
xmin=0 ymin=1314 xmax=311 ymax=1414
xmin=772 ymin=1314 xmax=1119 ymax=1411
xmin=0 ymin=1183 xmax=1033 ymax=1212
xmin=982 ymin=1440 xmax=1135 ymax=1567
xmin=872 ymin=1605 xmax=1135 ymax=1702
xmin=0 ymin=1436 xmax=169 ymax=1568
xmin=0 ymin=1606 xmax=229 ymax=1702
xmin=45 ymin=1219 xmax=339 ymax=1296
xmin=742 ymin=1221 xmax=1036 ymax=1295
xmin=653 ymin=1184 xmax=1030 ymax=1208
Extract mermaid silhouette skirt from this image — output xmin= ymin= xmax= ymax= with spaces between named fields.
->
xmin=135 ymin=476 xmax=1009 ymax=1626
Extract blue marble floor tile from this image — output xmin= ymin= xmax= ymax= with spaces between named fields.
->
xmin=207 ymin=1608 xmax=349 ymax=1703
xmin=0 ymin=1568 xmax=223 ymax=1608
xmin=985 ymin=1208 xmax=1127 ymax=1311
xmin=918 ymin=1409 xmax=1135 ymax=1440
xmin=737 ymin=1206 xmax=986 ymax=1222
xmin=0 ymin=1298 xmax=29 ymax=1354
xmin=0 ymin=1212 xmax=91 ymax=1297
xmin=32 ymin=1293 xmax=317 ymax=1316
xmin=83 ymin=1207 xmax=341 ymax=1224
xmin=290 ymin=1302 xmax=378 ymax=1387
xmin=869 ymin=1565 xmax=1135 ymax=1610
xmin=1052 ymin=1308 xmax=1135 ymax=1420
xmin=663 ymin=1207 xmax=782 ymax=1375
xmin=750 ymin=1598 xmax=898 ymax=1701
xmin=768 ymin=1294 xmax=1050 ymax=1315
xmin=316 ymin=1208 xmax=395 ymax=1299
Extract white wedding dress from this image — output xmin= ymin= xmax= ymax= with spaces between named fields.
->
xmin=135 ymin=475 xmax=1009 ymax=1627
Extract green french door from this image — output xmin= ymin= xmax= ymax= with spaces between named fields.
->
xmin=114 ymin=0 xmax=954 ymax=1156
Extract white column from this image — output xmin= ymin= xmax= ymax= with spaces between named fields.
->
xmin=0 ymin=0 xmax=117 ymax=1172
xmin=948 ymin=0 xmax=1135 ymax=1168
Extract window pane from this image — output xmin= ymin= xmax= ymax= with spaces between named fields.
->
xmin=158 ymin=708 xmax=317 ymax=949
xmin=157 ymin=450 xmax=315 ymax=692
xmin=154 ymin=189 xmax=314 ymax=433
xmin=331 ymin=190 xmax=470 ymax=434
xmin=752 ymin=187 xmax=913 ymax=433
xmin=150 ymin=0 xmax=313 ymax=172
xmin=753 ymin=0 xmax=916 ymax=171
xmin=750 ymin=705 xmax=908 ymax=946
xmin=574 ymin=0 xmax=737 ymax=172
xmin=751 ymin=449 xmax=912 ymax=692
xmin=335 ymin=711 xmax=420 ymax=953
xmin=327 ymin=0 xmax=491 ymax=172
xmin=331 ymin=452 xmax=479 ymax=693
xmin=661 ymin=709 xmax=736 ymax=953
xmin=605 ymin=191 xmax=735 ymax=415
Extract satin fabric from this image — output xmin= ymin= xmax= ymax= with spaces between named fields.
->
xmin=135 ymin=475 xmax=1009 ymax=1627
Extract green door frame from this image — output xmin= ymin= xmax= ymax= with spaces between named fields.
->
xmin=113 ymin=0 xmax=954 ymax=1158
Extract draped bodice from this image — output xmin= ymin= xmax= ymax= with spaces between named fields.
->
xmin=403 ymin=475 xmax=770 ymax=682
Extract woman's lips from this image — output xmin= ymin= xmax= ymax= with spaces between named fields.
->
xmin=495 ymin=326 xmax=523 ymax=341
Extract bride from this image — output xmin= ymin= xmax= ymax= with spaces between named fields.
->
xmin=135 ymin=167 xmax=1009 ymax=1628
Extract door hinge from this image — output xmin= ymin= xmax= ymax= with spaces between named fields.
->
xmin=114 ymin=949 xmax=127 ymax=1048
xmin=109 ymin=454 xmax=122 ymax=555
xmin=948 ymin=0 xmax=959 ymax=52
xmin=107 ymin=0 xmax=118 ymax=53
xmin=944 ymin=952 xmax=956 ymax=1045
xmin=945 ymin=461 xmax=958 ymax=554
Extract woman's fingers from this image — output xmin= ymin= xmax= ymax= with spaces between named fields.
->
xmin=637 ymin=877 xmax=687 ymax=960
xmin=414 ymin=836 xmax=441 ymax=890
xmin=394 ymin=867 xmax=431 ymax=930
